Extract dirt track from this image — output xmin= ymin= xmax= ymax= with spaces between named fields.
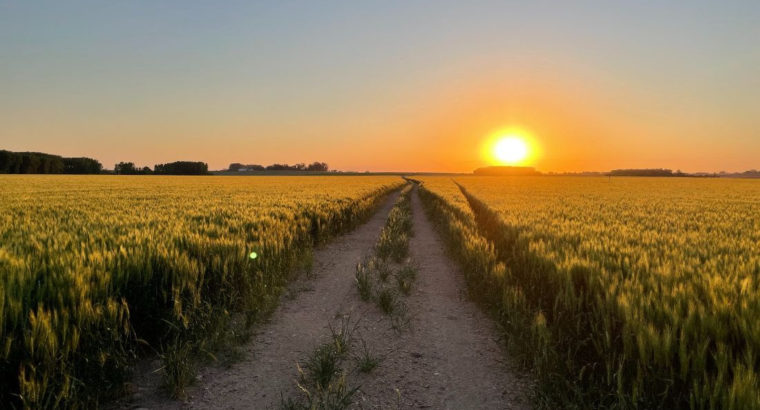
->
xmin=124 ymin=186 xmax=530 ymax=409
xmin=350 ymin=187 xmax=530 ymax=409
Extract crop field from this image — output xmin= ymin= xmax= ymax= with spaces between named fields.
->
xmin=417 ymin=176 xmax=760 ymax=409
xmin=0 ymin=175 xmax=403 ymax=407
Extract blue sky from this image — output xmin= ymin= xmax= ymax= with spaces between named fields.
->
xmin=1 ymin=1 xmax=758 ymax=172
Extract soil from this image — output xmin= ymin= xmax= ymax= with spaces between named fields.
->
xmin=121 ymin=186 xmax=531 ymax=410
xmin=349 ymin=187 xmax=531 ymax=409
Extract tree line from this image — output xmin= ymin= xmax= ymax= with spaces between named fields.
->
xmin=228 ymin=161 xmax=329 ymax=172
xmin=0 ymin=150 xmax=208 ymax=175
xmin=0 ymin=150 xmax=103 ymax=174
xmin=115 ymin=161 xmax=208 ymax=175
xmin=608 ymin=169 xmax=687 ymax=177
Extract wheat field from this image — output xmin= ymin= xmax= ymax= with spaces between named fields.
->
xmin=417 ymin=176 xmax=760 ymax=409
xmin=0 ymin=175 xmax=403 ymax=407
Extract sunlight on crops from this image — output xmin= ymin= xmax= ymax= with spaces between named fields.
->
xmin=416 ymin=175 xmax=760 ymax=409
xmin=0 ymin=175 xmax=403 ymax=407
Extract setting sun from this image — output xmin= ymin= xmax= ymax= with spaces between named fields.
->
xmin=484 ymin=128 xmax=537 ymax=166
xmin=494 ymin=137 xmax=529 ymax=165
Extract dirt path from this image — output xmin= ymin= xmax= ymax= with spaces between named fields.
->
xmin=125 ymin=186 xmax=531 ymax=409
xmin=125 ymin=191 xmax=400 ymax=409
xmin=351 ymin=187 xmax=531 ymax=409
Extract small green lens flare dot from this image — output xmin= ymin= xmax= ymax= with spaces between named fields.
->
xmin=249 ymin=251 xmax=258 ymax=260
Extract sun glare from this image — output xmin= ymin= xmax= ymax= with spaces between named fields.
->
xmin=493 ymin=136 xmax=529 ymax=165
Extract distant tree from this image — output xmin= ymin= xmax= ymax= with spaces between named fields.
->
xmin=41 ymin=156 xmax=63 ymax=173
xmin=609 ymin=169 xmax=674 ymax=177
xmin=260 ymin=162 xmax=328 ymax=172
xmin=20 ymin=155 xmax=40 ymax=174
xmin=0 ymin=151 xmax=10 ymax=173
xmin=154 ymin=161 xmax=208 ymax=175
xmin=225 ymin=161 xmax=329 ymax=172
xmin=0 ymin=150 xmax=102 ymax=174
xmin=266 ymin=163 xmax=289 ymax=171
xmin=229 ymin=163 xmax=270 ymax=171
xmin=115 ymin=162 xmax=138 ymax=175
xmin=115 ymin=162 xmax=154 ymax=174
xmin=306 ymin=162 xmax=329 ymax=172
xmin=64 ymin=157 xmax=102 ymax=174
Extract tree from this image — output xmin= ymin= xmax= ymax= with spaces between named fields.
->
xmin=0 ymin=150 xmax=100 ymax=174
xmin=306 ymin=162 xmax=328 ymax=172
xmin=154 ymin=161 xmax=208 ymax=175
xmin=63 ymin=157 xmax=102 ymax=174
xmin=609 ymin=169 xmax=674 ymax=177
xmin=266 ymin=163 xmax=289 ymax=171
xmin=115 ymin=162 xmax=138 ymax=175
xmin=225 ymin=161 xmax=328 ymax=173
xmin=20 ymin=155 xmax=40 ymax=174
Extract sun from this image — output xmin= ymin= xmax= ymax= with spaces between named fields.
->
xmin=493 ymin=136 xmax=529 ymax=165
xmin=482 ymin=127 xmax=539 ymax=167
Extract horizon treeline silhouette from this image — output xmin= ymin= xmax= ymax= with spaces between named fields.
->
xmin=608 ymin=168 xmax=686 ymax=177
xmin=227 ymin=161 xmax=329 ymax=172
xmin=0 ymin=150 xmax=102 ymax=174
xmin=114 ymin=161 xmax=209 ymax=175
xmin=0 ymin=150 xmax=211 ymax=175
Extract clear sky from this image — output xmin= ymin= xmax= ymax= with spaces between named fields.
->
xmin=1 ymin=1 xmax=758 ymax=172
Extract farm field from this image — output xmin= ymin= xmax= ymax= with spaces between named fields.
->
xmin=122 ymin=180 xmax=531 ymax=410
xmin=3 ymin=173 xmax=759 ymax=409
xmin=0 ymin=175 xmax=403 ymax=408
xmin=416 ymin=176 xmax=760 ymax=409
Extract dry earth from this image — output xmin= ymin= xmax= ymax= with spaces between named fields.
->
xmin=350 ymin=187 xmax=531 ymax=409
xmin=121 ymin=186 xmax=531 ymax=410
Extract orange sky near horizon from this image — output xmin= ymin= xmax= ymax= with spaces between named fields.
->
xmin=1 ymin=2 xmax=758 ymax=173
xmin=3 ymin=62 xmax=757 ymax=174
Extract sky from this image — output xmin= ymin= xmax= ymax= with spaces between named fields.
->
xmin=1 ymin=1 xmax=759 ymax=173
